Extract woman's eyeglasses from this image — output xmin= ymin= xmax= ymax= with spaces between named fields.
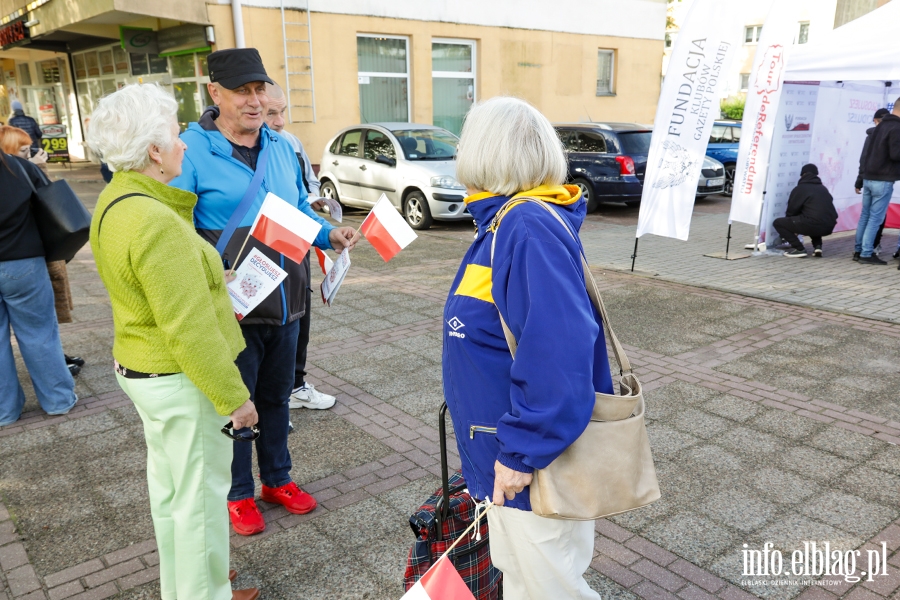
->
xmin=221 ymin=422 xmax=260 ymax=442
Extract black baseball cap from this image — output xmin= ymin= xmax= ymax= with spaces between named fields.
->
xmin=874 ymin=108 xmax=890 ymax=120
xmin=207 ymin=48 xmax=274 ymax=90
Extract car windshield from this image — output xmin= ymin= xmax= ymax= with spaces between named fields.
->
xmin=618 ymin=131 xmax=652 ymax=156
xmin=392 ymin=128 xmax=459 ymax=160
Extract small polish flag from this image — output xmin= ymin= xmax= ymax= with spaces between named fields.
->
xmin=359 ymin=194 xmax=417 ymax=262
xmin=249 ymin=193 xmax=322 ymax=265
xmin=314 ymin=247 xmax=333 ymax=275
xmin=401 ymin=557 xmax=475 ymax=600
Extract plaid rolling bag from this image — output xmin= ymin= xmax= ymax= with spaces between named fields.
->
xmin=402 ymin=403 xmax=502 ymax=599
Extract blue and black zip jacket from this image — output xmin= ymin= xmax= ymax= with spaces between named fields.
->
xmin=442 ymin=184 xmax=614 ymax=511
xmin=170 ymin=107 xmax=334 ymax=327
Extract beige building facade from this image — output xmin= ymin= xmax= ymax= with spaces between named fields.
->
xmin=1 ymin=0 xmax=666 ymax=163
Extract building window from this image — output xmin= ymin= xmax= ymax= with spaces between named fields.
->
xmin=357 ymin=35 xmax=410 ymax=123
xmin=740 ymin=74 xmax=750 ymax=92
xmin=664 ymin=33 xmax=673 ymax=48
xmin=745 ymin=25 xmax=762 ymax=44
xmin=596 ymin=49 xmax=615 ymax=96
xmin=432 ymin=39 xmax=475 ymax=136
xmin=797 ymin=22 xmax=809 ymax=44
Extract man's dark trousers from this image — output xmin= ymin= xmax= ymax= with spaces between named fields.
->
xmin=294 ymin=257 xmax=312 ymax=390
xmin=229 ymin=319 xmax=300 ymax=501
xmin=773 ymin=216 xmax=833 ymax=251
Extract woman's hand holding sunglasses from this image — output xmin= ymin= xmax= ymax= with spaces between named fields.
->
xmin=229 ymin=399 xmax=258 ymax=430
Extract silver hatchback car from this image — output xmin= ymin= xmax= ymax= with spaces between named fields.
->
xmin=318 ymin=123 xmax=470 ymax=230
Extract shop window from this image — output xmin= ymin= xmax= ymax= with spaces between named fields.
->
xmin=73 ymin=54 xmax=86 ymax=80
xmin=740 ymin=73 xmax=750 ymax=92
xmin=84 ymin=52 xmax=100 ymax=77
xmin=198 ymin=51 xmax=210 ymax=76
xmin=113 ymin=47 xmax=129 ymax=74
xmin=148 ymin=54 xmax=168 ymax=75
xmin=432 ymin=39 xmax=475 ymax=136
xmin=797 ymin=23 xmax=809 ymax=44
xmin=18 ymin=63 xmax=32 ymax=86
xmin=99 ymin=50 xmax=114 ymax=75
xmin=37 ymin=60 xmax=61 ymax=84
xmin=357 ymin=35 xmax=410 ymax=123
xmin=129 ymin=53 xmax=149 ymax=76
xmin=596 ymin=50 xmax=615 ymax=96
xmin=171 ymin=54 xmax=196 ymax=78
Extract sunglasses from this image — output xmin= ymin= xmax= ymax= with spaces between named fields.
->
xmin=221 ymin=422 xmax=260 ymax=442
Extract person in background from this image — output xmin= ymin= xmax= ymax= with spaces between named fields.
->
xmin=87 ymin=83 xmax=260 ymax=600
xmin=0 ymin=124 xmax=48 ymax=171
xmin=854 ymin=98 xmax=900 ymax=265
xmin=8 ymin=100 xmax=42 ymax=149
xmin=0 ymin=125 xmax=83 ymax=376
xmin=170 ymin=48 xmax=357 ymax=537
xmin=0 ymin=149 xmax=77 ymax=426
xmin=774 ymin=164 xmax=837 ymax=258
xmin=855 ymin=109 xmax=892 ymax=256
xmin=443 ymin=96 xmax=609 ymax=598
xmin=263 ymin=83 xmax=336 ymax=411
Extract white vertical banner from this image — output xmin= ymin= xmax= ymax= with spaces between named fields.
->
xmin=636 ymin=0 xmax=740 ymax=241
xmin=759 ymin=82 xmax=819 ymax=244
xmin=728 ymin=0 xmax=801 ymax=225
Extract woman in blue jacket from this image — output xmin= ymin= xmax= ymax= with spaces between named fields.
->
xmin=443 ymin=97 xmax=612 ymax=599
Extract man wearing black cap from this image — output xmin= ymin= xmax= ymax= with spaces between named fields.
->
xmin=854 ymin=99 xmax=900 ymax=265
xmin=773 ymin=164 xmax=837 ymax=258
xmin=170 ymin=48 xmax=358 ymax=538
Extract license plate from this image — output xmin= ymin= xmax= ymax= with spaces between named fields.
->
xmin=707 ymin=178 xmax=724 ymax=186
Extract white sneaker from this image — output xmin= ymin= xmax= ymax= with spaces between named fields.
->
xmin=289 ymin=383 xmax=336 ymax=410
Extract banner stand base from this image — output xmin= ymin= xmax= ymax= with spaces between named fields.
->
xmin=704 ymin=251 xmax=752 ymax=260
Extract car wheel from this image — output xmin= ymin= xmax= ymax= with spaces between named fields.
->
xmin=573 ymin=178 xmax=598 ymax=213
xmin=320 ymin=180 xmax=342 ymax=206
xmin=724 ymin=164 xmax=735 ymax=196
xmin=404 ymin=191 xmax=433 ymax=230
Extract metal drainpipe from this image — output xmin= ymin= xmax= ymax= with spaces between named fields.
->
xmin=232 ymin=0 xmax=246 ymax=48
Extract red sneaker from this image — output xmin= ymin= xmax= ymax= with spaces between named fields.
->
xmin=260 ymin=481 xmax=317 ymax=515
xmin=228 ymin=498 xmax=265 ymax=536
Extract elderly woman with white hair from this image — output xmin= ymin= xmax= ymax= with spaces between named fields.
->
xmin=442 ymin=96 xmax=612 ymax=599
xmin=87 ymin=83 xmax=260 ymax=600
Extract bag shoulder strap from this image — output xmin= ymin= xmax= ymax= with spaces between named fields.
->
xmin=97 ymin=193 xmax=154 ymax=239
xmin=214 ymin=138 xmax=271 ymax=259
xmin=488 ymin=196 xmax=632 ymax=375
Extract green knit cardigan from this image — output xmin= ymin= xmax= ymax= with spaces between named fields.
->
xmin=90 ymin=170 xmax=248 ymax=416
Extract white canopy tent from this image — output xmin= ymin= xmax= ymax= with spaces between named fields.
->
xmin=751 ymin=0 xmax=900 ymax=248
xmin=786 ymin=0 xmax=900 ymax=82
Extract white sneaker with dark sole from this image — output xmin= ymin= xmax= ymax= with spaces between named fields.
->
xmin=813 ymin=248 xmax=822 ymax=257
xmin=289 ymin=383 xmax=336 ymax=409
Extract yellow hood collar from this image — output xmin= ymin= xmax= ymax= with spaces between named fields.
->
xmin=464 ymin=184 xmax=581 ymax=205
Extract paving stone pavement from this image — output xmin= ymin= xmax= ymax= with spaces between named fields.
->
xmin=1 ymin=180 xmax=898 ymax=600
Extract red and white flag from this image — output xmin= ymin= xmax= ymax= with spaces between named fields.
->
xmin=249 ymin=193 xmax=322 ymax=265
xmin=359 ymin=194 xmax=417 ymax=262
xmin=401 ymin=557 xmax=475 ymax=600
xmin=314 ymin=247 xmax=333 ymax=275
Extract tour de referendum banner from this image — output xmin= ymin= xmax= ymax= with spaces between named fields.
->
xmin=728 ymin=0 xmax=801 ymax=226
xmin=635 ymin=0 xmax=739 ymax=241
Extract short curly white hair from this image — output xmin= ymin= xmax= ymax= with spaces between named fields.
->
xmin=455 ymin=96 xmax=566 ymax=196
xmin=86 ymin=84 xmax=179 ymax=173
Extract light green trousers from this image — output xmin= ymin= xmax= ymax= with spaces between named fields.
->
xmin=117 ymin=373 xmax=233 ymax=600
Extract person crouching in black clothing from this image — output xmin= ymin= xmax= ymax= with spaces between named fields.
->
xmin=773 ymin=164 xmax=838 ymax=258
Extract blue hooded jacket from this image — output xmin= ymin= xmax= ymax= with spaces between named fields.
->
xmin=442 ymin=185 xmax=614 ymax=511
xmin=170 ymin=107 xmax=334 ymax=326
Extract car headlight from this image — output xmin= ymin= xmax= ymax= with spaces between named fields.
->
xmin=430 ymin=176 xmax=465 ymax=190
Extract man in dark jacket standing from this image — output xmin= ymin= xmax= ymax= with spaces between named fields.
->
xmin=8 ymin=101 xmax=42 ymax=149
xmin=854 ymin=99 xmax=900 ymax=265
xmin=855 ymin=108 xmax=890 ymax=254
xmin=773 ymin=164 xmax=837 ymax=258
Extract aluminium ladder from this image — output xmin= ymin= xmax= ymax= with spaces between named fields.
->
xmin=280 ymin=0 xmax=316 ymax=123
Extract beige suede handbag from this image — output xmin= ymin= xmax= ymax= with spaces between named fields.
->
xmin=489 ymin=197 xmax=661 ymax=521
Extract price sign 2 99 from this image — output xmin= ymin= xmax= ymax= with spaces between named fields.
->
xmin=40 ymin=125 xmax=69 ymax=163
